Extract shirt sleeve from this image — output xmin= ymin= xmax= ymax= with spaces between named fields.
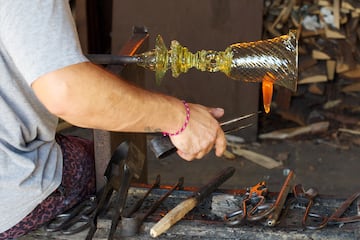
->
xmin=0 ymin=0 xmax=89 ymax=85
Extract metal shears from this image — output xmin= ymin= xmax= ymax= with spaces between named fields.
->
xmin=45 ymin=196 xmax=97 ymax=235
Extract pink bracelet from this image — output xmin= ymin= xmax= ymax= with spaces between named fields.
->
xmin=163 ymin=100 xmax=190 ymax=136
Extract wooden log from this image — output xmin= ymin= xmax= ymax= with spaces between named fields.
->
xmin=318 ymin=0 xmax=331 ymax=7
xmin=326 ymin=60 xmax=337 ymax=80
xmin=277 ymin=109 xmax=307 ymax=126
xmin=340 ymin=65 xmax=360 ymax=79
xmin=299 ymin=54 xmax=318 ymax=71
xmin=301 ymin=28 xmax=325 ymax=38
xmin=308 ymin=83 xmax=325 ymax=95
xmin=259 ymin=121 xmax=330 ymax=140
xmin=299 ymin=61 xmax=328 ymax=84
xmin=230 ymin=146 xmax=282 ymax=169
xmin=342 ymin=0 xmax=360 ymax=12
xmin=312 ymin=49 xmax=331 ymax=60
xmin=271 ymin=0 xmax=296 ymax=30
xmin=323 ymin=99 xmax=342 ymax=109
xmin=325 ymin=25 xmax=346 ymax=39
xmin=333 ymin=0 xmax=341 ymax=29
xmin=339 ymin=128 xmax=360 ymax=135
xmin=342 ymin=82 xmax=360 ymax=92
xmin=336 ymin=40 xmax=357 ymax=73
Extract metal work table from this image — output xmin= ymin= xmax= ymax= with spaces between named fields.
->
xmin=24 ymin=185 xmax=360 ymax=239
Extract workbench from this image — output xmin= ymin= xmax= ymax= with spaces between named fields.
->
xmin=23 ymin=185 xmax=360 ymax=239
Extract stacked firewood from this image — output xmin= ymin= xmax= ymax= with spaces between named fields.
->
xmin=258 ymin=0 xmax=360 ymax=147
xmin=263 ymin=0 xmax=360 ymax=85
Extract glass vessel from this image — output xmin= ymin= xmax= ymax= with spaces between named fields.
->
xmin=135 ymin=30 xmax=298 ymax=113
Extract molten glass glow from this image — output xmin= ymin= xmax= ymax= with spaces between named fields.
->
xmin=262 ymin=73 xmax=275 ymax=114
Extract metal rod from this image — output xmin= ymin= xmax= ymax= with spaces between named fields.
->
xmin=86 ymin=54 xmax=140 ymax=65
xmin=266 ymin=170 xmax=296 ymax=227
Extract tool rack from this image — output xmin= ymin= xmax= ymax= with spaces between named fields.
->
xmin=23 ymin=185 xmax=360 ymax=239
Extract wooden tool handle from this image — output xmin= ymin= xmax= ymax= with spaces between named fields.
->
xmin=150 ymin=197 xmax=197 ymax=238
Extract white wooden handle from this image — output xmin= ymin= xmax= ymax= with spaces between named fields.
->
xmin=150 ymin=197 xmax=197 ymax=238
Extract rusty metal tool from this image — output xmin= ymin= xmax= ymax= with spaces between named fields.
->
xmin=150 ymin=113 xmax=257 ymax=159
xmin=266 ymin=170 xmax=296 ymax=226
xmin=292 ymin=184 xmax=319 ymax=228
xmin=150 ymin=166 xmax=235 ymax=238
xmin=85 ymin=141 xmax=145 ymax=240
xmin=303 ymin=191 xmax=360 ymax=230
xmin=121 ymin=177 xmax=184 ymax=237
xmin=246 ymin=170 xmax=295 ymax=226
xmin=122 ymin=174 xmax=161 ymax=219
xmin=224 ymin=181 xmax=269 ymax=226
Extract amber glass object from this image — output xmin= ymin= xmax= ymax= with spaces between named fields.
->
xmin=135 ymin=31 xmax=298 ymax=113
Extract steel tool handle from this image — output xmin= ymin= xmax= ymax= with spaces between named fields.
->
xmin=150 ymin=136 xmax=176 ymax=159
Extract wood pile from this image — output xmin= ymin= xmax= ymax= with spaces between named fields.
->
xmin=260 ymin=0 xmax=360 ymax=148
xmin=259 ymin=0 xmax=360 ymax=149
xmin=263 ymin=0 xmax=360 ymax=84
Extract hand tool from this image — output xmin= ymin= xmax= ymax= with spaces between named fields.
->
xmin=303 ymin=191 xmax=360 ymax=230
xmin=150 ymin=113 xmax=257 ymax=159
xmin=150 ymin=166 xmax=235 ymax=238
xmin=121 ymin=177 xmax=184 ymax=237
xmin=122 ymin=174 xmax=161 ymax=219
xmin=46 ymin=142 xmax=135 ymax=238
xmin=224 ymin=181 xmax=269 ymax=226
xmin=85 ymin=141 xmax=145 ymax=240
xmin=292 ymin=184 xmax=319 ymax=228
xmin=224 ymin=203 xmax=273 ymax=226
xmin=45 ymin=196 xmax=97 ymax=235
xmin=246 ymin=170 xmax=295 ymax=226
xmin=265 ymin=170 xmax=295 ymax=226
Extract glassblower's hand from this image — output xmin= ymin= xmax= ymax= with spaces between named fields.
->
xmin=169 ymin=104 xmax=226 ymax=161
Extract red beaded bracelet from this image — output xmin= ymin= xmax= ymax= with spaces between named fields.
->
xmin=163 ymin=100 xmax=190 ymax=136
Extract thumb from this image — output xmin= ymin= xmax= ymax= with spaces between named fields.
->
xmin=208 ymin=107 xmax=224 ymax=119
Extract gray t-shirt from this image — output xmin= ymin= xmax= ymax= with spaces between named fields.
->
xmin=0 ymin=1 xmax=88 ymax=232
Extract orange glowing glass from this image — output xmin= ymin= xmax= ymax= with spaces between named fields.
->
xmin=262 ymin=73 xmax=275 ymax=113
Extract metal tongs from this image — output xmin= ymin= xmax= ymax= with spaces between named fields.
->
xmin=150 ymin=112 xmax=257 ymax=159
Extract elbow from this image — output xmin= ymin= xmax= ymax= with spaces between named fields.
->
xmin=32 ymin=72 xmax=76 ymax=118
xmin=44 ymin=81 xmax=73 ymax=117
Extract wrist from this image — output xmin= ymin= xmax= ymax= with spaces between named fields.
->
xmin=162 ymin=100 xmax=190 ymax=136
